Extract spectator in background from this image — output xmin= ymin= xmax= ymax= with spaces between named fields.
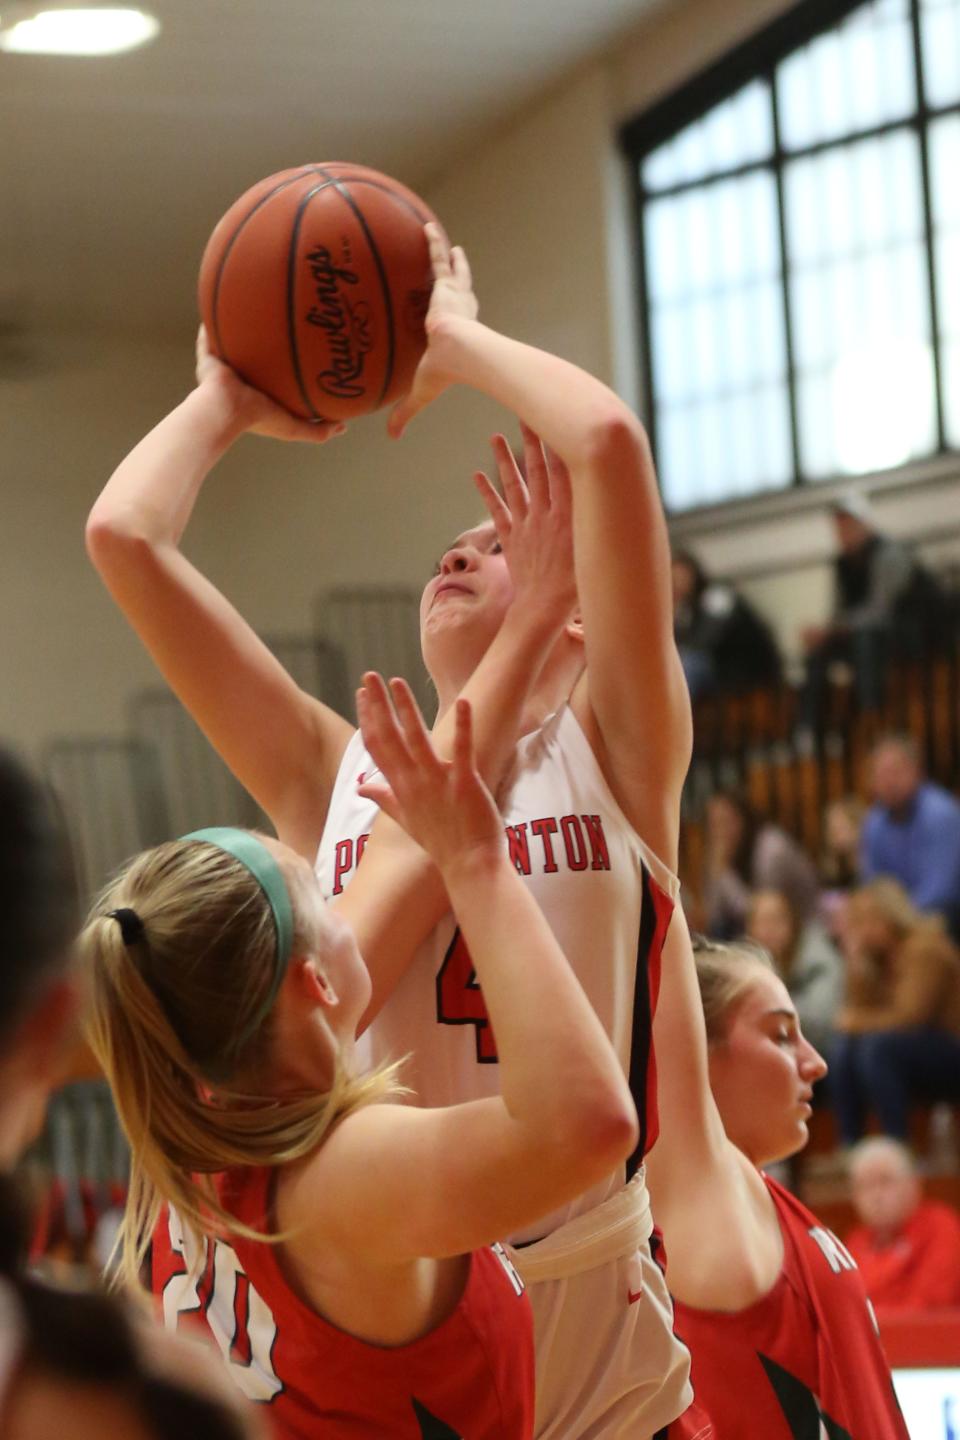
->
xmin=800 ymin=493 xmax=943 ymax=733
xmin=821 ymin=796 xmax=865 ymax=894
xmin=746 ymin=888 xmax=843 ymax=1064
xmin=861 ymin=732 xmax=960 ymax=937
xmin=845 ymin=1137 xmax=960 ymax=1316
xmin=672 ymin=549 xmax=782 ymax=702
xmin=832 ymin=879 xmax=960 ymax=1144
xmin=702 ymin=789 xmax=819 ymax=941
xmin=819 ymin=795 xmax=865 ymax=940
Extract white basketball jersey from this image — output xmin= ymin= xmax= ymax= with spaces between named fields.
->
xmin=316 ymin=705 xmax=678 ymax=1238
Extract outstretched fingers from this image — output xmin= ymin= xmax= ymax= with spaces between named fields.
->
xmin=387 ymin=395 xmax=413 ymax=440
xmin=474 ymin=469 xmax=511 ymax=541
xmin=519 ymin=422 xmax=550 ymax=512
xmin=356 ymin=673 xmax=415 ymax=779
xmin=543 ymin=441 xmax=573 ymax=518
xmin=451 ymin=697 xmax=474 ymax=782
xmin=425 ymin=221 xmax=453 ymax=281
xmin=491 ymin=433 xmax=530 ymax=522
xmin=450 ymin=244 xmax=473 ymax=295
xmin=386 ymin=677 xmax=439 ymax=772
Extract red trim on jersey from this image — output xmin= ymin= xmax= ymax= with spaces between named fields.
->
xmin=626 ymin=864 xmax=675 ymax=1173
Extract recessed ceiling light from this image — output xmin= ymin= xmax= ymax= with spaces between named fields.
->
xmin=0 ymin=6 xmax=160 ymax=56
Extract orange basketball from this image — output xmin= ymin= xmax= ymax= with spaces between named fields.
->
xmin=198 ymin=164 xmax=439 ymax=421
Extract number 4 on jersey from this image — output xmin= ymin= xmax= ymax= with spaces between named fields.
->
xmin=436 ymin=928 xmax=498 ymax=1063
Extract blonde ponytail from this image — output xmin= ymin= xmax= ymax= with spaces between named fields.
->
xmin=81 ymin=836 xmax=401 ymax=1289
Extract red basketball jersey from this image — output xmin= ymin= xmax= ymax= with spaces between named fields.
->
xmin=151 ymin=1167 xmax=534 ymax=1439
xmin=672 ymin=1176 xmax=909 ymax=1439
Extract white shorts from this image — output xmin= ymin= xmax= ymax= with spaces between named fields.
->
xmin=507 ymin=1171 xmax=692 ymax=1440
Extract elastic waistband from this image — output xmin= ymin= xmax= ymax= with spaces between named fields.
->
xmin=505 ymin=1168 xmax=652 ymax=1285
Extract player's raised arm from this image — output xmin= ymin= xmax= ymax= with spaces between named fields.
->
xmin=85 ymin=331 xmax=353 ymax=860
xmin=390 ymin=225 xmax=691 ymax=865
xmin=644 ymin=909 xmax=776 ymax=1307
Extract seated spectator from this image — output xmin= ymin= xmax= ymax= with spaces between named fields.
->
xmin=800 ymin=494 xmax=948 ymax=736
xmin=861 ymin=732 xmax=960 ymax=937
xmin=832 ymin=879 xmax=960 ymax=1144
xmin=820 ymin=795 xmax=866 ymax=940
xmin=745 ymin=888 xmax=843 ymax=1063
xmin=845 ymin=1137 xmax=960 ymax=1315
xmin=672 ymin=549 xmax=782 ymax=701
xmin=821 ymin=796 xmax=865 ymax=893
xmin=702 ymin=789 xmax=819 ymax=940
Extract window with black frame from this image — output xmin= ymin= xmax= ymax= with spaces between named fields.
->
xmin=622 ymin=0 xmax=960 ymax=513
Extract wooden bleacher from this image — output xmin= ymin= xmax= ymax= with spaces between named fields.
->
xmin=680 ymin=641 xmax=960 ymax=900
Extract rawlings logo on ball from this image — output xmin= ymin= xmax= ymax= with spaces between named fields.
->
xmin=198 ymin=163 xmax=438 ymax=419
xmin=305 ymin=242 xmax=374 ymax=399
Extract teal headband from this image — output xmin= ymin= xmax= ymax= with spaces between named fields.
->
xmin=180 ymin=827 xmax=295 ymax=1054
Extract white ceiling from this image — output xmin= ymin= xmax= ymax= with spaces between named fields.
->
xmin=1 ymin=0 xmax=664 ymax=342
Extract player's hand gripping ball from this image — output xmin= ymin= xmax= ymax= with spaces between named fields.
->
xmin=198 ymin=164 xmax=441 ymax=422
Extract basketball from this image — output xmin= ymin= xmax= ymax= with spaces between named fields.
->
xmin=198 ymin=164 xmax=440 ymax=421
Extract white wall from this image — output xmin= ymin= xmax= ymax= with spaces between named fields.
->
xmin=0 ymin=335 xmax=189 ymax=753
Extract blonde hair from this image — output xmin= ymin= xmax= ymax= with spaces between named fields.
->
xmin=81 ymin=834 xmax=401 ymax=1290
xmin=846 ymin=878 xmax=928 ymax=937
xmin=692 ymin=935 xmax=774 ymax=1043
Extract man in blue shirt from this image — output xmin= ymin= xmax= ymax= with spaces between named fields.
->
xmin=861 ymin=733 xmax=960 ymax=937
